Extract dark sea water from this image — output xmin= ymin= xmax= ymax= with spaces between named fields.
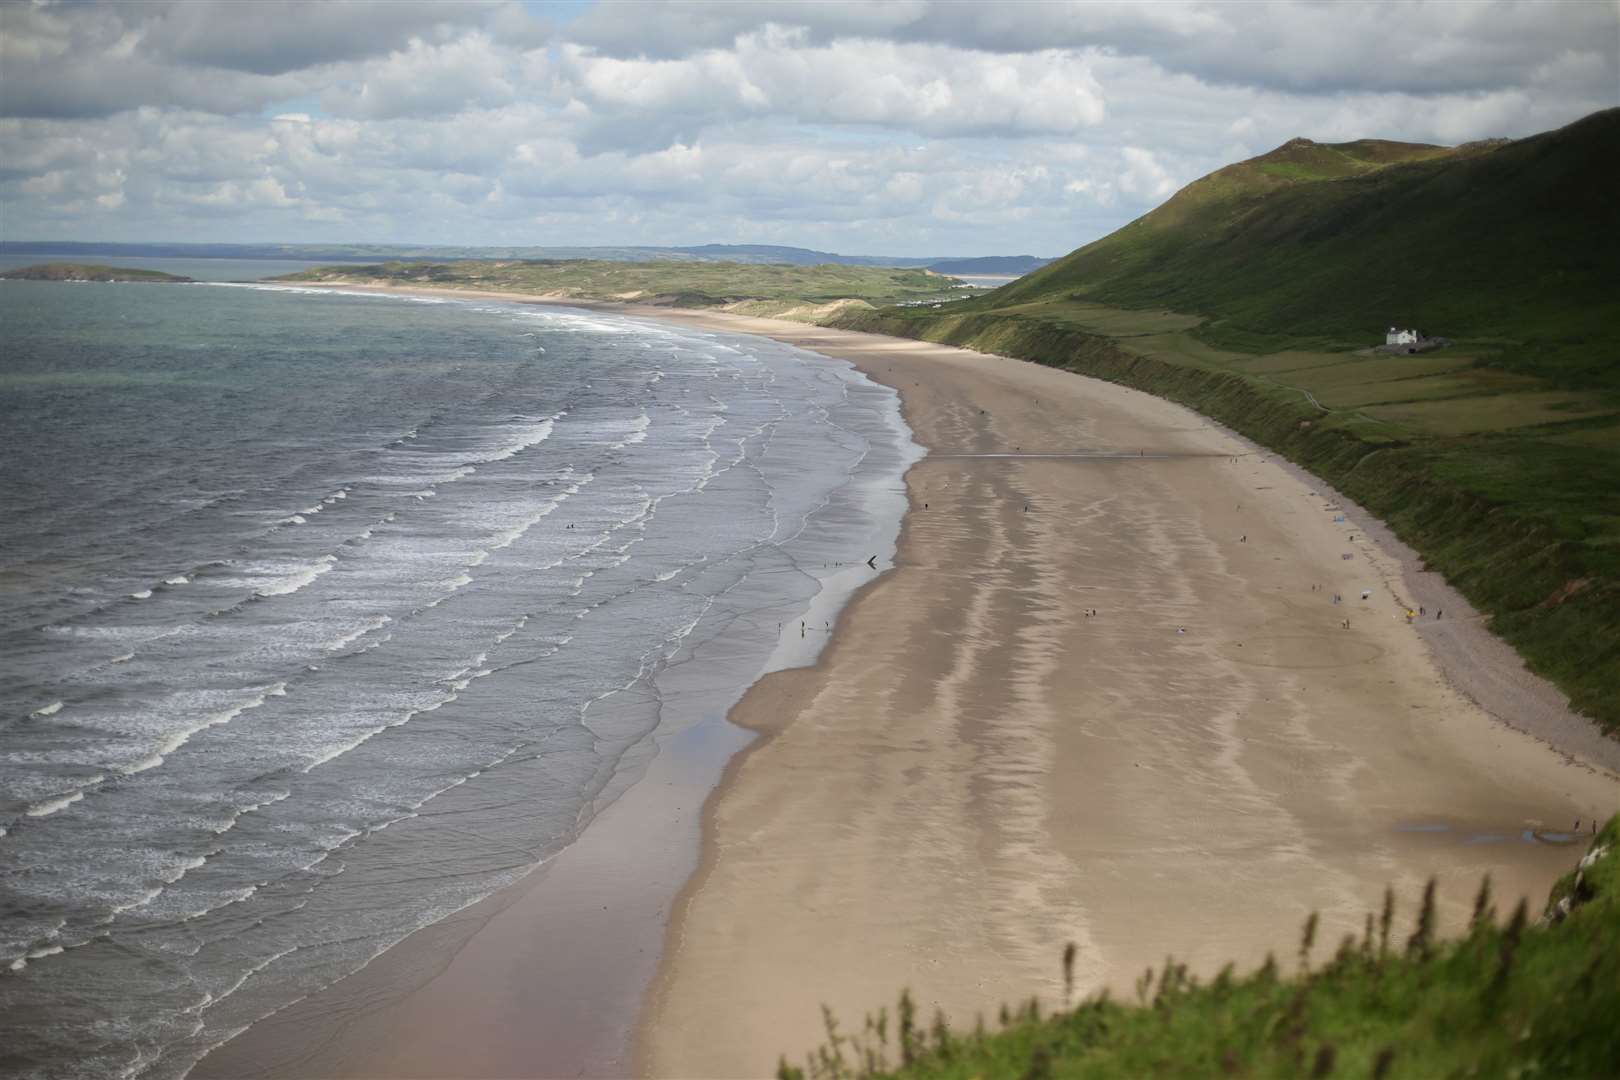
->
xmin=0 ymin=280 xmax=917 ymax=1078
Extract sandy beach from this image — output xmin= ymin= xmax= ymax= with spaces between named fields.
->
xmin=628 ymin=311 xmax=1620 ymax=1075
xmin=200 ymin=285 xmax=1619 ymax=1079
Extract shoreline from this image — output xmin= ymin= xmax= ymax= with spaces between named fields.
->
xmin=307 ymin=278 xmax=1620 ymax=777
xmin=189 ymin=286 xmax=918 ymax=1079
xmin=207 ymin=281 xmax=1618 ymax=1078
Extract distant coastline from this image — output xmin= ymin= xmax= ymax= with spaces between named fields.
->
xmin=0 ymin=262 xmax=192 ymax=283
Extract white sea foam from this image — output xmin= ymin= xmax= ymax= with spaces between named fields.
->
xmin=108 ymin=886 xmax=163 ymax=915
xmin=480 ymin=418 xmax=555 ymax=463
xmin=490 ymin=481 xmax=585 ymax=549
xmin=27 ymin=788 xmax=89 ymax=817
xmin=611 ymin=412 xmax=652 ymax=449
xmin=116 ymin=753 xmax=165 ymax=776
xmin=324 ymin=615 xmax=391 ymax=652
xmin=164 ymin=575 xmax=191 ymax=586
xmin=32 ymin=701 xmax=64 ymax=717
xmin=281 ymin=515 xmax=306 ymax=525
xmin=111 ymin=653 xmax=134 ymax=663
xmin=493 ymin=615 xmax=529 ymax=643
xmin=255 ymin=555 xmax=336 ymax=597
xmin=130 ymin=589 xmax=153 ymax=599
xmin=119 ymin=683 xmax=288 ymax=775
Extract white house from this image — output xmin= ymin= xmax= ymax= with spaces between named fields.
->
xmin=1386 ymin=327 xmax=1421 ymax=345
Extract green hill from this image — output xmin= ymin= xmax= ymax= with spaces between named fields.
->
xmin=832 ymin=109 xmax=1620 ymax=730
xmin=997 ymin=109 xmax=1619 ymax=390
xmin=782 ymin=816 xmax=1620 ymax=1080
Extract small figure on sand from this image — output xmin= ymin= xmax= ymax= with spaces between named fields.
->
xmin=1177 ymin=627 xmax=1186 ymax=634
xmin=1436 ymin=609 xmax=1443 ymax=619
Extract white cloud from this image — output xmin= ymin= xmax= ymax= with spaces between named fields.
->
xmin=0 ymin=0 xmax=1613 ymax=255
xmin=559 ymin=35 xmax=1106 ymax=140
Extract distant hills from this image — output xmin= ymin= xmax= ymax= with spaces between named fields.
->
xmin=0 ymin=240 xmax=1052 ymax=278
xmin=0 ymin=262 xmax=192 ymax=283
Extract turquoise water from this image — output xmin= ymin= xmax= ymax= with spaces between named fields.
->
xmin=0 ymin=280 xmax=916 ymax=1078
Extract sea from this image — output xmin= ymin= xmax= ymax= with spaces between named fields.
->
xmin=0 ymin=262 xmax=919 ymax=1078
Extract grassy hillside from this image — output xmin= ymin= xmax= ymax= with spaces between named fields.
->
xmin=833 ymin=109 xmax=1620 ymax=730
xmin=996 ymin=110 xmax=1619 ymax=391
xmin=0 ymin=263 xmax=192 ymax=283
xmin=782 ymin=816 xmax=1620 ymax=1080
xmin=278 ymin=258 xmax=962 ymax=317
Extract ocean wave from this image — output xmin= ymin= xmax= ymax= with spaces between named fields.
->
xmin=477 ymin=417 xmax=556 ymax=463
xmin=164 ymin=575 xmax=191 ymax=586
xmin=26 ymin=785 xmax=95 ymax=817
xmin=493 ymin=615 xmax=529 ymax=643
xmin=116 ymin=683 xmax=289 ymax=776
xmin=489 ymin=481 xmax=586 ymax=550
xmin=130 ymin=588 xmax=154 ymax=599
xmin=32 ymin=700 xmax=64 ymax=717
xmin=253 ymin=555 xmax=336 ymax=597
xmin=323 ymin=615 xmax=392 ymax=652
xmin=612 ymin=412 xmax=652 ymax=449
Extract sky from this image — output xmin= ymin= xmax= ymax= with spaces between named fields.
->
xmin=1 ymin=0 xmax=1615 ymax=257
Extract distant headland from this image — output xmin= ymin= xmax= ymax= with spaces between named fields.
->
xmin=0 ymin=262 xmax=194 ymax=283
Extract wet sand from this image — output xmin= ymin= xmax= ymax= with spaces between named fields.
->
xmin=199 ymin=285 xmax=1619 ymax=1078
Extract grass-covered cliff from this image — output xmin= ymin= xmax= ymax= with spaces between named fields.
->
xmin=783 ymin=816 xmax=1620 ymax=1079
xmin=832 ymin=108 xmax=1620 ymax=731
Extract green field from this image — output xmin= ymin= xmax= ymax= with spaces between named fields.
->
xmin=781 ymin=817 xmax=1620 ymax=1080
xmin=833 ymin=108 xmax=1620 ymax=731
xmin=279 ymin=259 xmax=964 ymax=316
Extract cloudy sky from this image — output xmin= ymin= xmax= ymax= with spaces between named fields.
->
xmin=2 ymin=0 xmax=1615 ymax=257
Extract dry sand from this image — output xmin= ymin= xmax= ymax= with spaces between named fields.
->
xmin=630 ymin=312 xmax=1620 ymax=1077
xmin=223 ymin=285 xmax=1619 ymax=1078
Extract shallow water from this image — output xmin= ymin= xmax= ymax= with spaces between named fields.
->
xmin=0 ymin=280 xmax=917 ymax=1078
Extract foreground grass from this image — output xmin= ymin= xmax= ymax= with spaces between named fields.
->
xmin=782 ymin=818 xmax=1620 ymax=1080
xmin=279 ymin=258 xmax=963 ymax=313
